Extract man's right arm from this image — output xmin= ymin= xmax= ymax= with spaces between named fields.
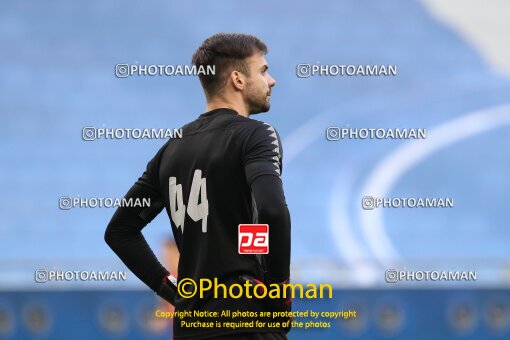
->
xmin=243 ymin=123 xmax=291 ymax=283
xmin=250 ymin=175 xmax=291 ymax=283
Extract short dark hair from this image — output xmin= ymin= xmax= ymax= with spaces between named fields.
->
xmin=192 ymin=33 xmax=268 ymax=97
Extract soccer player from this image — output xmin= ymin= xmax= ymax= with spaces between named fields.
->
xmin=105 ymin=33 xmax=291 ymax=339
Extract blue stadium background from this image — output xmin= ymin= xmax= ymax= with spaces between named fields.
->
xmin=1 ymin=0 xmax=509 ymax=339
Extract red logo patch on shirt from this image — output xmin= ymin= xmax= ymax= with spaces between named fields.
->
xmin=238 ymin=224 xmax=269 ymax=254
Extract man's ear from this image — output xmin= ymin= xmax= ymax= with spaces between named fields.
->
xmin=229 ymin=70 xmax=245 ymax=91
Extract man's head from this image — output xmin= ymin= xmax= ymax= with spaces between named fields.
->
xmin=192 ymin=33 xmax=276 ymax=115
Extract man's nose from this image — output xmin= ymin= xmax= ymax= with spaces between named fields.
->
xmin=269 ymin=75 xmax=276 ymax=88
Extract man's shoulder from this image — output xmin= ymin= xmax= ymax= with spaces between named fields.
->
xmin=233 ymin=117 xmax=278 ymax=137
xmin=179 ymin=113 xmax=277 ymax=143
xmin=247 ymin=117 xmax=276 ymax=129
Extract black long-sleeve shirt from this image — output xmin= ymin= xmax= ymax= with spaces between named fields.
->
xmin=105 ymin=108 xmax=291 ymax=339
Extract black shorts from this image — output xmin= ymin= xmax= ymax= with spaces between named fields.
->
xmin=211 ymin=331 xmax=287 ymax=340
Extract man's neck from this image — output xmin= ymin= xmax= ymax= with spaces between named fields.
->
xmin=205 ymin=99 xmax=249 ymax=118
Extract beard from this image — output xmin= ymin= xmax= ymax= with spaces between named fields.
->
xmin=246 ymin=90 xmax=271 ymax=115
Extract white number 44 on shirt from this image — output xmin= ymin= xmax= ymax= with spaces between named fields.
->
xmin=169 ymin=169 xmax=209 ymax=233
